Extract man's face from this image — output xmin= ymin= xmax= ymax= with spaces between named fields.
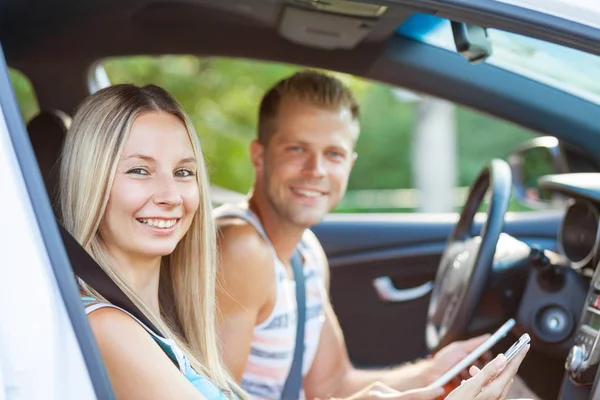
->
xmin=252 ymin=99 xmax=358 ymax=228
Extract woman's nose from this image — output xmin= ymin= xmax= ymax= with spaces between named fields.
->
xmin=153 ymin=174 xmax=183 ymax=207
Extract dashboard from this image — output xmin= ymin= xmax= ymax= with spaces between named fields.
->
xmin=538 ymin=173 xmax=600 ymax=396
xmin=560 ymin=199 xmax=600 ymax=270
xmin=543 ymin=174 xmax=600 ymax=272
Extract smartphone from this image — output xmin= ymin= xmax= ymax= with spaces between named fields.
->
xmin=427 ymin=318 xmax=516 ymax=389
xmin=504 ymin=333 xmax=531 ymax=362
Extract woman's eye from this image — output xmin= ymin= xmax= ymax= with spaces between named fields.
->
xmin=175 ymin=168 xmax=195 ymax=177
xmin=127 ymin=167 xmax=149 ymax=175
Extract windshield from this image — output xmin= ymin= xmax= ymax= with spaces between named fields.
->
xmin=492 ymin=0 xmax=600 ymax=29
xmin=397 ymin=14 xmax=600 ymax=106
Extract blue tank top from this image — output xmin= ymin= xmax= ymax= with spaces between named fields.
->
xmin=81 ymin=297 xmax=232 ymax=399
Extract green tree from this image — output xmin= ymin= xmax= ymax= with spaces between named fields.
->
xmin=10 ymin=56 xmax=538 ymax=212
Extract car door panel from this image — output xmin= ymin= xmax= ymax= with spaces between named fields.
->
xmin=311 ymin=210 xmax=562 ymax=367
xmin=0 ymin=44 xmax=109 ymax=399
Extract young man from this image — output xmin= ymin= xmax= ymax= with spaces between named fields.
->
xmin=214 ymin=71 xmax=536 ymax=400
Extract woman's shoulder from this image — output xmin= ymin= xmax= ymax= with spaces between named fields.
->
xmin=84 ymin=305 xmax=209 ymax=398
xmin=80 ymin=297 xmax=158 ymax=357
xmin=86 ymin=302 xmax=150 ymax=342
xmin=79 ymin=296 xmax=232 ymax=399
xmin=80 ymin=297 xmax=146 ymax=332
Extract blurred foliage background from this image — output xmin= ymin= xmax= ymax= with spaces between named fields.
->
xmin=10 ymin=56 xmax=537 ymax=212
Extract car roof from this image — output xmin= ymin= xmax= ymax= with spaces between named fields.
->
xmin=1 ymin=0 xmax=600 ymax=154
xmin=1 ymin=0 xmax=599 ymax=62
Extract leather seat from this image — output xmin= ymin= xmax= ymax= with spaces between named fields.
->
xmin=27 ymin=110 xmax=71 ymax=216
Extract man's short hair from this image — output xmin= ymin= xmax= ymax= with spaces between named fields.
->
xmin=257 ymin=70 xmax=360 ymax=145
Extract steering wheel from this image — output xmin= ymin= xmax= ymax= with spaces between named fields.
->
xmin=426 ymin=159 xmax=512 ymax=351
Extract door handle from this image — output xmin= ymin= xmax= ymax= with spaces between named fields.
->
xmin=373 ymin=277 xmax=433 ymax=303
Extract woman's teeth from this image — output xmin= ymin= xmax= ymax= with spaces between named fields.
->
xmin=138 ymin=219 xmax=177 ymax=228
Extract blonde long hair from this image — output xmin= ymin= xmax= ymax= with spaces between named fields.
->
xmin=60 ymin=84 xmax=246 ymax=399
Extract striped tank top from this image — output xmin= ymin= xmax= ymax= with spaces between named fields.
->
xmin=81 ymin=297 xmax=233 ymax=399
xmin=213 ymin=203 xmax=327 ymax=400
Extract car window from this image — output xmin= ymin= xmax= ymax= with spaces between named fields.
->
xmin=95 ymin=57 xmax=535 ymax=212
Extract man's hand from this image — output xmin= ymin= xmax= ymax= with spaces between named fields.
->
xmin=423 ymin=335 xmax=492 ymax=388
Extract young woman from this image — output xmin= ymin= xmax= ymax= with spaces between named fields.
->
xmin=59 ymin=84 xmax=246 ymax=399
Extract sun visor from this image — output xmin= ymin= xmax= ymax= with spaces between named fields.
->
xmin=278 ymin=4 xmax=386 ymax=49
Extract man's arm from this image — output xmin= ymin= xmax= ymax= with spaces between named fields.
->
xmin=215 ymin=220 xmax=274 ymax=381
xmin=302 ymin=232 xmax=488 ymax=399
xmin=304 ymin=299 xmax=439 ymax=399
xmin=302 ymin=258 xmax=433 ymax=398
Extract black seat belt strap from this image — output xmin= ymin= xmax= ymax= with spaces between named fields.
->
xmin=281 ymin=249 xmax=306 ymax=400
xmin=58 ymin=223 xmax=179 ymax=368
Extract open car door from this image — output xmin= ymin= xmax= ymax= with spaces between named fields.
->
xmin=0 ymin=42 xmax=113 ymax=399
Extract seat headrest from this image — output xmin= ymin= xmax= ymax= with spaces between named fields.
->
xmin=27 ymin=110 xmax=71 ymax=215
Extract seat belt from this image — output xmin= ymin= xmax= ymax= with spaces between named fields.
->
xmin=281 ymin=249 xmax=306 ymax=400
xmin=58 ymin=223 xmax=179 ymax=368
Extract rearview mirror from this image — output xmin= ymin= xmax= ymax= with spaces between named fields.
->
xmin=451 ymin=21 xmax=492 ymax=64
xmin=508 ymin=137 xmax=567 ymax=209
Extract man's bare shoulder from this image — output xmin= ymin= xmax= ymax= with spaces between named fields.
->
xmin=217 ymin=218 xmax=273 ymax=268
xmin=216 ymin=217 xmax=275 ymax=303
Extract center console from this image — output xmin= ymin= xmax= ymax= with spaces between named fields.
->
xmin=566 ymin=266 xmax=600 ymax=384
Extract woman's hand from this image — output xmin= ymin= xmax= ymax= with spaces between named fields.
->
xmin=320 ymin=382 xmax=445 ymax=400
xmin=445 ymin=345 xmax=531 ymax=400
xmin=321 ymin=343 xmax=530 ymax=400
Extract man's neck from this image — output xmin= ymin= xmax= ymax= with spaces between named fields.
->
xmin=248 ymin=194 xmax=305 ymax=263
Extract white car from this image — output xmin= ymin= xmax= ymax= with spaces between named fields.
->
xmin=2 ymin=1 xmax=600 ymax=399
